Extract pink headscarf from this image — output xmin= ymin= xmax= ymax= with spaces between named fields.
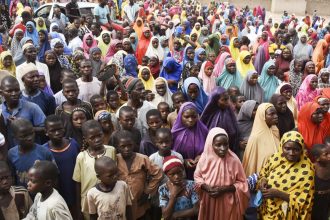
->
xmin=194 ymin=127 xmax=250 ymax=220
xmin=198 ymin=61 xmax=216 ymax=95
xmin=296 ymin=74 xmax=320 ymax=111
xmin=105 ymin=39 xmax=122 ymax=63
xmin=213 ymin=52 xmax=231 ymax=77
xmin=82 ymin=33 xmax=97 ymax=59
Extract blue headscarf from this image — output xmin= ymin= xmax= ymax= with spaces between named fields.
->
xmin=194 ymin=48 xmax=206 ymax=64
xmin=258 ymin=60 xmax=279 ymax=102
xmin=124 ymin=54 xmax=138 ymax=77
xmin=182 ymin=77 xmax=209 ymax=114
xmin=184 ymin=20 xmax=192 ymax=35
xmin=49 ymin=32 xmax=72 ymax=55
xmin=24 ymin=21 xmax=39 ymax=46
xmin=182 ymin=46 xmax=194 ymax=67
xmin=159 ymin=57 xmax=183 ymax=93
xmin=38 ymin=30 xmax=51 ymax=63
xmin=216 ymin=58 xmax=243 ymax=89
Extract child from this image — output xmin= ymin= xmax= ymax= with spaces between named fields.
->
xmin=87 ymin=156 xmax=133 ymax=220
xmin=232 ymin=94 xmax=246 ymax=116
xmin=141 ymin=56 xmax=150 ymax=68
xmin=311 ymin=143 xmax=330 ymax=220
xmin=73 ymin=120 xmax=116 ymax=218
xmin=140 ymin=109 xmax=163 ymax=156
xmin=167 ymin=92 xmax=186 ymax=128
xmin=94 ymin=110 xmax=115 ymax=145
xmin=54 ymin=69 xmax=77 ymax=106
xmin=25 ymin=161 xmax=73 ymax=219
xmin=157 ymin=102 xmax=170 ymax=128
xmin=43 ymin=115 xmax=80 ymax=216
xmin=115 ymin=130 xmax=163 ymax=219
xmin=106 ymin=90 xmax=122 ymax=113
xmin=90 ymin=94 xmax=108 ymax=114
xmin=0 ymin=161 xmax=32 ymax=219
xmin=7 ymin=119 xmax=55 ymax=187
xmin=158 ymin=156 xmax=199 ymax=220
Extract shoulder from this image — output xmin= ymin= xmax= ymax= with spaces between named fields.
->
xmin=8 ymin=146 xmax=19 ymax=157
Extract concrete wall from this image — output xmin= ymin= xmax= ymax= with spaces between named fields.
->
xmin=271 ymin=0 xmax=306 ymax=15
xmin=227 ymin=0 xmax=272 ymax=10
xmin=306 ymin=0 xmax=330 ymax=15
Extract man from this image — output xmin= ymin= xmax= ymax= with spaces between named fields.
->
xmin=65 ymin=0 xmax=80 ymax=23
xmin=123 ymin=0 xmax=139 ymax=24
xmin=9 ymin=11 xmax=31 ymax=37
xmin=68 ymin=27 xmax=83 ymax=52
xmin=51 ymin=6 xmax=69 ymax=31
xmin=16 ymin=44 xmax=50 ymax=90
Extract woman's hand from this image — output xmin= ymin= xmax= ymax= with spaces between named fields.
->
xmin=259 ymin=178 xmax=268 ymax=190
xmin=262 ymin=188 xmax=290 ymax=202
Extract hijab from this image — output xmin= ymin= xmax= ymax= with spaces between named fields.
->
xmin=293 ymin=34 xmax=313 ymax=60
xmin=44 ymin=50 xmax=62 ymax=94
xmin=136 ymin=27 xmax=152 ymax=64
xmin=194 ymin=47 xmax=206 ymax=64
xmin=289 ymin=59 xmax=303 ymax=97
xmin=148 ymin=55 xmax=161 ymax=78
xmin=198 ymin=61 xmax=216 ymax=95
xmin=133 ymin=17 xmax=144 ymax=39
xmin=159 ymin=57 xmax=182 ymax=93
xmin=35 ymin=17 xmax=47 ymax=32
xmin=258 ymin=60 xmax=279 ymax=102
xmin=11 ymin=29 xmax=24 ymax=59
xmin=312 ymin=39 xmax=328 ymax=74
xmin=109 ymin=50 xmax=127 ymax=77
xmin=145 ymin=36 xmax=165 ymax=61
xmin=138 ymin=66 xmax=154 ymax=91
xmin=216 ymin=58 xmax=243 ymax=89
xmin=296 ymin=74 xmax=320 ymax=111
xmin=237 ymin=100 xmax=258 ymax=141
xmin=182 ymin=77 xmax=208 ymax=114
xmin=123 ymin=54 xmax=138 ymax=77
xmin=50 ymin=39 xmax=72 ymax=69
xmin=213 ymin=52 xmax=231 ymax=77
xmin=89 ymin=47 xmax=103 ymax=77
xmin=229 ymin=37 xmax=240 ymax=61
xmin=13 ymin=37 xmax=31 ymax=66
xmin=37 ymin=30 xmax=51 ymax=63
xmin=151 ymin=77 xmax=173 ymax=108
xmin=0 ymin=51 xmax=16 ymax=76
xmin=318 ymin=68 xmax=330 ymax=88
xmin=82 ymin=33 xmax=97 ymax=59
xmin=24 ymin=21 xmax=39 ymax=46
xmin=240 ymin=70 xmax=264 ymax=103
xmin=236 ymin=50 xmax=255 ymax=78
xmin=275 ymin=83 xmax=298 ymax=124
xmin=97 ymin=30 xmax=111 ymax=57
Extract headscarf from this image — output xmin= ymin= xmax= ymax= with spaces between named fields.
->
xmin=242 ymin=103 xmax=280 ymax=176
xmin=37 ymin=30 xmax=51 ymax=63
xmin=194 ymin=127 xmax=249 ymax=220
xmin=49 ymin=32 xmax=72 ymax=55
xmin=133 ymin=17 xmax=144 ymax=39
xmin=298 ymin=102 xmax=330 ymax=150
xmin=216 ymin=58 xmax=243 ymax=89
xmin=237 ymin=100 xmax=258 ymax=141
xmin=138 ymin=66 xmax=154 ymax=91
xmin=136 ymin=27 xmax=152 ymax=64
xmin=49 ymin=23 xmax=66 ymax=42
xmin=50 ymin=39 xmax=72 ymax=69
xmin=24 ymin=21 xmax=39 ymax=46
xmin=182 ymin=77 xmax=208 ymax=114
xmin=129 ymin=32 xmax=138 ymax=51
xmin=229 ymin=37 xmax=240 ymax=61
xmin=258 ymin=131 xmax=314 ymax=220
xmin=148 ymin=55 xmax=161 ymax=78
xmin=240 ymin=70 xmax=264 ymax=103
xmin=289 ymin=59 xmax=303 ymax=97
xmin=293 ymin=34 xmax=313 ymax=60
xmin=94 ymin=110 xmax=112 ymax=121
xmin=236 ymin=50 xmax=255 ymax=78
xmin=105 ymin=39 xmax=122 ymax=63
xmin=194 ymin=48 xmax=206 ymax=64
xmin=275 ymin=48 xmax=292 ymax=73
xmin=296 ymin=74 xmax=320 ymax=111
xmin=11 ymin=29 xmax=24 ymax=59
xmin=275 ymin=83 xmax=298 ymax=124
xmin=213 ymin=52 xmax=231 ymax=77
xmin=205 ymin=33 xmax=220 ymax=57
xmin=253 ymin=44 xmax=267 ymax=75
xmin=38 ymin=71 xmax=54 ymax=96
xmin=97 ymin=30 xmax=111 ymax=57
xmin=258 ymin=60 xmax=279 ymax=102
xmin=44 ymin=50 xmax=62 ymax=94
xmin=145 ymin=36 xmax=164 ymax=61
xmin=198 ymin=61 xmax=216 ymax=95
xmin=312 ymin=39 xmax=328 ymax=74
xmin=318 ymin=68 xmax=330 ymax=88
xmin=151 ymin=77 xmax=173 ymax=108
xmin=123 ymin=54 xmax=138 ymax=77
xmin=191 ymin=22 xmax=201 ymax=39
xmin=13 ymin=37 xmax=31 ymax=66
xmin=109 ymin=50 xmax=127 ymax=77
xmin=0 ymin=51 xmax=16 ymax=76
xmin=35 ymin=17 xmax=47 ymax=32
xmin=82 ymin=33 xmax=97 ymax=59
xmin=171 ymin=102 xmax=208 ymax=179
xmin=89 ymin=47 xmax=103 ymax=77
xmin=159 ymin=57 xmax=182 ymax=93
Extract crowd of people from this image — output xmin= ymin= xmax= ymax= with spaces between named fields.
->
xmin=0 ymin=0 xmax=330 ymax=219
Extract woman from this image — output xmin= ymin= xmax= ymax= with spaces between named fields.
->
xmin=312 ymin=39 xmax=328 ymax=74
xmin=109 ymin=50 xmax=127 ymax=77
xmin=229 ymin=37 xmax=240 ymax=61
xmin=148 ymin=55 xmax=161 ymax=78
xmin=37 ymin=30 xmax=51 ymax=63
xmin=182 ymin=77 xmax=208 ymax=114
xmin=205 ymin=33 xmax=220 ymax=57
xmin=171 ymin=102 xmax=208 ymax=179
xmin=123 ymin=54 xmax=137 ymax=77
xmin=138 ymin=66 xmax=154 ymax=91
xmin=0 ymin=51 xmax=16 ymax=76
xmin=97 ymin=30 xmax=111 ymax=57
xmin=136 ymin=27 xmax=152 ymax=64
xmin=133 ymin=17 xmax=144 ymax=39
xmin=303 ymin=60 xmax=316 ymax=79
xmin=105 ymin=39 xmax=122 ymax=63
xmin=201 ymin=87 xmax=240 ymax=155
xmin=258 ymin=60 xmax=279 ymax=102
xmin=122 ymin=38 xmax=134 ymax=54
xmin=198 ymin=61 xmax=216 ymax=95
xmin=296 ymin=74 xmax=320 ymax=110
xmin=13 ymin=37 xmax=32 ymax=66
xmin=275 ymin=47 xmax=292 ymax=73
xmin=50 ymin=39 xmax=71 ymax=69
xmin=151 ymin=77 xmax=173 ymax=108
xmin=318 ymin=68 xmax=330 ymax=88
xmin=213 ymin=52 xmax=231 ymax=77
xmin=194 ymin=47 xmax=206 ymax=65
xmin=24 ymin=21 xmax=39 ymax=46
xmin=293 ymin=34 xmax=313 ymax=61
xmin=236 ymin=51 xmax=255 ymax=78
xmin=159 ymin=57 xmax=182 ymax=93
xmin=258 ymin=131 xmax=314 ymax=219
xmin=270 ymin=94 xmax=295 ymax=138
xmin=216 ymin=58 xmax=243 ymax=89
xmin=240 ymin=70 xmax=264 ymax=103
xmin=276 ymin=83 xmax=298 ymax=124
xmin=194 ymin=127 xmax=250 ymax=220
xmin=242 ymin=103 xmax=280 ymax=177
xmin=10 ymin=29 xmax=24 ymax=60
xmin=289 ymin=59 xmax=304 ymax=97
xmin=298 ymin=102 xmax=330 ymax=151
xmin=82 ymin=33 xmax=97 ymax=59
xmin=89 ymin=47 xmax=105 ymax=77
xmin=35 ymin=17 xmax=47 ymax=32
xmin=145 ymin=36 xmax=164 ymax=61
xmin=44 ymin=50 xmax=62 ymax=94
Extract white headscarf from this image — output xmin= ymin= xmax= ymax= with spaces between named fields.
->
xmin=145 ymin=36 xmax=165 ymax=61
xmin=151 ymin=77 xmax=173 ymax=108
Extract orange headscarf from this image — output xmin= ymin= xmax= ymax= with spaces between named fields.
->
xmin=312 ymin=39 xmax=328 ymax=74
xmin=321 ymin=88 xmax=330 ymax=98
xmin=298 ymin=102 xmax=330 ymax=150
xmin=133 ymin=17 xmax=144 ymax=39
xmin=135 ymin=27 xmax=152 ymax=64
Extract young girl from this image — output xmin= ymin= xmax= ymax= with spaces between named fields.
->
xmin=89 ymin=47 xmax=105 ymax=77
xmin=258 ymin=60 xmax=279 ymax=102
xmin=115 ymin=130 xmax=162 ymax=219
xmin=171 ymin=102 xmax=208 ymax=179
xmin=94 ymin=110 xmax=115 ymax=145
xmin=0 ymin=51 xmax=16 ymax=76
xmin=44 ymin=50 xmax=62 ymax=94
xmin=146 ymin=36 xmax=165 ymax=62
xmin=194 ymin=127 xmax=249 ymax=220
xmin=198 ymin=61 xmax=216 ymax=95
xmin=97 ymin=31 xmax=111 ymax=57
xmin=296 ymin=74 xmax=320 ymax=110
xmin=159 ymin=57 xmax=182 ymax=93
xmin=159 ymin=156 xmax=199 ymax=220
xmin=73 ymin=120 xmax=116 ymax=219
xmin=138 ymin=66 xmax=154 ymax=91
xmin=50 ymin=38 xmax=72 ymax=69
xmin=151 ymin=77 xmax=173 ymax=108
xmin=182 ymin=77 xmax=208 ymax=114
xmin=216 ymin=58 xmax=243 ymax=90
xmin=82 ymin=33 xmax=97 ymax=59
xmin=37 ymin=29 xmax=51 ymax=63
xmin=148 ymin=56 xmax=161 ymax=78
xmin=240 ymin=70 xmax=264 ymax=103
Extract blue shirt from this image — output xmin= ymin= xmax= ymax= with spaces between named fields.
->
xmin=21 ymin=90 xmax=56 ymax=116
xmin=8 ymin=144 xmax=55 ymax=187
xmin=1 ymin=99 xmax=46 ymax=148
xmin=43 ymin=138 xmax=80 ymax=205
xmin=94 ymin=5 xmax=110 ymax=25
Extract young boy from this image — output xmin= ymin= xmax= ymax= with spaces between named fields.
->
xmin=115 ymin=130 xmax=163 ymax=220
xmin=232 ymin=94 xmax=246 ymax=116
xmin=311 ymin=143 xmax=330 ymax=220
xmin=43 ymin=115 xmax=80 ymax=217
xmin=157 ymin=102 xmax=170 ymax=128
xmin=87 ymin=156 xmax=133 ymax=220
xmin=54 ymin=69 xmax=76 ymax=106
xmin=25 ymin=161 xmax=73 ymax=219
xmin=73 ymin=120 xmax=116 ymax=218
xmin=106 ymin=90 xmax=122 ymax=113
xmin=90 ymin=94 xmax=108 ymax=114
xmin=7 ymin=119 xmax=55 ymax=188
xmin=140 ymin=109 xmax=163 ymax=156
xmin=0 ymin=161 xmax=32 ymax=219
xmin=167 ymin=92 xmax=185 ymax=128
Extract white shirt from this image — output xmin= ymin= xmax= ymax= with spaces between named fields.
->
xmin=68 ymin=36 xmax=83 ymax=52
xmin=76 ymin=77 xmax=102 ymax=102
xmin=123 ymin=3 xmax=139 ymax=22
xmin=54 ymin=90 xmax=67 ymax=106
xmin=16 ymin=61 xmax=50 ymax=90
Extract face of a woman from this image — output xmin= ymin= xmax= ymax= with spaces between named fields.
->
xmin=282 ymin=141 xmax=302 ymax=162
xmin=26 ymin=24 xmax=33 ymax=33
xmin=217 ymin=92 xmax=230 ymax=110
xmin=187 ymin=49 xmax=195 ymax=60
xmin=86 ymin=36 xmax=93 ymax=46
xmin=198 ymin=51 xmax=206 ymax=62
xmin=187 ymin=83 xmax=199 ymax=100
xmin=281 ymin=89 xmax=292 ymax=101
xmin=72 ymin=111 xmax=87 ymax=129
xmin=115 ymin=43 xmax=123 ymax=52
xmin=190 ymin=33 xmax=197 ymax=42
xmin=38 ymin=19 xmax=44 ymax=27
xmin=92 ymin=51 xmax=102 ymax=61
xmin=141 ymin=69 xmax=150 ymax=81
xmin=152 ymin=38 xmax=159 ymax=48
xmin=243 ymin=55 xmax=251 ymax=64
xmin=123 ymin=41 xmax=131 ymax=51
xmin=149 ymin=57 xmax=157 ymax=66
xmin=319 ymin=98 xmax=330 ymax=113
xmin=265 ymin=106 xmax=278 ymax=127
xmin=181 ymin=108 xmax=198 ymax=128
xmin=311 ymin=108 xmax=324 ymax=124
xmin=212 ymin=134 xmax=229 ymax=158
xmin=233 ymin=38 xmax=240 ymax=48
xmin=16 ymin=32 xmax=24 ymax=42
xmin=274 ymin=96 xmax=287 ymax=114
xmin=102 ymin=33 xmax=110 ymax=44
xmin=321 ymin=72 xmax=330 ymax=84
xmin=310 ymin=76 xmax=318 ymax=89
xmin=248 ymin=73 xmax=258 ymax=85
xmin=266 ymin=65 xmax=276 ymax=76
xmin=282 ymin=49 xmax=291 ymax=59
xmin=38 ymin=31 xmax=45 ymax=42
xmin=3 ymin=56 xmax=13 ymax=68
xmin=54 ymin=43 xmax=64 ymax=55
xmin=306 ymin=63 xmax=315 ymax=74
xmin=294 ymin=60 xmax=303 ymax=72
xmin=205 ymin=66 xmax=214 ymax=77
xmin=144 ymin=30 xmax=151 ymax=38
xmin=155 ymin=82 xmax=166 ymax=96
xmin=45 ymin=53 xmax=57 ymax=66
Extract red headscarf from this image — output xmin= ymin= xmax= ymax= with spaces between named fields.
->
xmin=136 ymin=27 xmax=152 ymax=64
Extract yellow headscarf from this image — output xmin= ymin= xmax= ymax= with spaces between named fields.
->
xmin=229 ymin=37 xmax=240 ymax=61
xmin=0 ymin=51 xmax=16 ymax=76
xmin=236 ymin=50 xmax=256 ymax=78
xmin=35 ymin=17 xmax=47 ymax=32
xmin=138 ymin=66 xmax=154 ymax=91
xmin=258 ymin=131 xmax=314 ymax=220
xmin=97 ymin=31 xmax=112 ymax=57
